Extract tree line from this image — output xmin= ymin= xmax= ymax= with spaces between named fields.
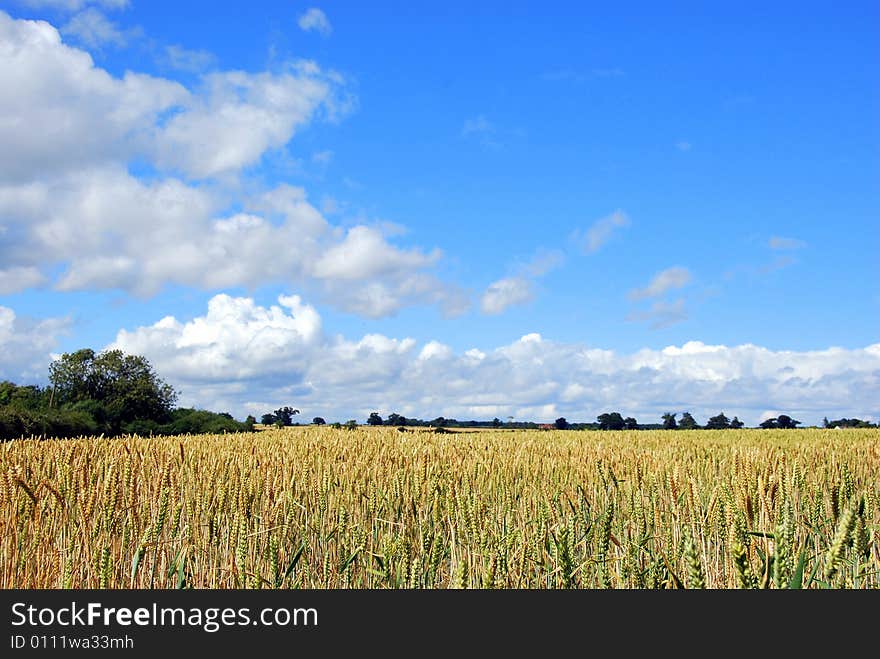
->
xmin=317 ymin=410 xmax=877 ymax=430
xmin=3 ymin=347 xmax=875 ymax=440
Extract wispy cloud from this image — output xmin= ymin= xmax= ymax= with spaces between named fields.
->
xmin=461 ymin=114 xmax=502 ymax=148
xmin=628 ymin=266 xmax=692 ymax=301
xmin=162 ymin=44 xmax=215 ymax=73
xmin=591 ymin=67 xmax=625 ymax=77
xmin=311 ymin=150 xmax=334 ymax=165
xmin=543 ymin=68 xmax=624 ymax=83
xmin=759 ymin=255 xmax=797 ymax=274
xmin=626 ymin=298 xmax=688 ymax=329
xmin=520 ymin=249 xmax=565 ymax=278
xmin=574 ymin=210 xmax=630 ymax=253
xmin=61 ymin=7 xmax=136 ymax=48
xmin=480 ymin=277 xmax=533 ymax=315
xmin=298 ymin=8 xmax=332 ymax=37
xmin=480 ymin=248 xmax=564 ymax=315
xmin=19 ymin=1 xmax=129 ymax=11
xmin=675 ymin=140 xmax=692 ymax=151
xmin=461 ymin=115 xmax=494 ymax=136
xmin=769 ymin=236 xmax=807 ymax=250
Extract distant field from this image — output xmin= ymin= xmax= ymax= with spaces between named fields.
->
xmin=1 ymin=428 xmax=877 ymax=588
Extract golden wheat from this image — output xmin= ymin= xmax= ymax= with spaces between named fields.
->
xmin=0 ymin=428 xmax=877 ymax=588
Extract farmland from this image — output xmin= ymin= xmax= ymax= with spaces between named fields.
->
xmin=1 ymin=427 xmax=877 ymax=588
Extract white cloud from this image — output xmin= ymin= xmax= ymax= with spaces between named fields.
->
xmin=0 ymin=13 xmax=345 ymax=181
xmin=628 ymin=266 xmax=692 ymax=300
xmin=0 ymin=168 xmax=458 ymax=312
xmin=0 ymin=12 xmax=458 ymax=317
xmin=481 ymin=277 xmax=533 ymax=315
xmin=61 ymin=8 xmax=131 ymax=48
xmin=480 ymin=249 xmax=563 ymax=315
xmin=0 ymin=305 xmax=70 ymax=382
xmin=112 ymin=294 xmax=322 ymax=381
xmin=769 ymin=236 xmax=807 ymax=250
xmin=104 ymin=294 xmax=880 ymax=426
xmin=312 ymin=226 xmax=439 ymax=280
xmin=575 ymin=210 xmax=630 ymax=253
xmin=0 ymin=11 xmax=187 ymax=181
xmin=153 ymin=64 xmax=345 ymax=179
xmin=297 ymin=8 xmax=332 ymax=37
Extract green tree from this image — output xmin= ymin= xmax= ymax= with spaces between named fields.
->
xmin=386 ymin=412 xmax=406 ymax=426
xmin=260 ymin=413 xmax=277 ymax=425
xmin=661 ymin=412 xmax=677 ymax=429
xmin=776 ymin=414 xmax=800 ymax=429
xmin=554 ymin=417 xmax=569 ymax=430
xmin=312 ymin=416 xmax=326 ymax=425
xmin=705 ymin=412 xmax=730 ymax=430
xmin=274 ymin=406 xmax=300 ymax=426
xmin=679 ymin=412 xmax=699 ymax=430
xmin=367 ymin=412 xmax=384 ymax=426
xmin=48 ymin=348 xmax=177 ymax=434
xmin=624 ymin=416 xmax=638 ymax=430
xmin=759 ymin=417 xmax=778 ymax=429
xmin=729 ymin=416 xmax=744 ymax=429
xmin=597 ymin=412 xmax=625 ymax=430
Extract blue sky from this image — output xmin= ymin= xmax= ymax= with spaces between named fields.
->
xmin=0 ymin=1 xmax=877 ymax=425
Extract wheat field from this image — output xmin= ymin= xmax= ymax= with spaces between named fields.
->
xmin=1 ymin=427 xmax=877 ymax=588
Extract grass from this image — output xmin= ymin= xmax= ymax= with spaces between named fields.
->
xmin=1 ymin=427 xmax=877 ymax=588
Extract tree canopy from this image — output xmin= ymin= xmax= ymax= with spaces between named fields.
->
xmin=1 ymin=348 xmax=252 ymax=440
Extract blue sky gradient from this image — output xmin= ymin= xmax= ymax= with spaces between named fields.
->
xmin=0 ymin=1 xmax=877 ymax=425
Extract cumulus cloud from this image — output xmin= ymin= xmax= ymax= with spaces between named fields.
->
xmin=0 ymin=12 xmax=345 ymax=181
xmin=0 ymin=12 xmax=459 ymax=317
xmin=769 ymin=236 xmax=807 ymax=250
xmin=628 ymin=266 xmax=692 ymax=301
xmin=153 ymin=63 xmax=345 ymax=179
xmin=106 ymin=294 xmax=880 ymax=426
xmin=481 ymin=277 xmax=533 ymax=315
xmin=0 ymin=12 xmax=187 ymax=181
xmin=297 ymin=8 xmax=332 ymax=36
xmin=113 ymin=294 xmax=322 ymax=381
xmin=575 ymin=210 xmax=630 ymax=253
xmin=0 ymin=305 xmax=70 ymax=382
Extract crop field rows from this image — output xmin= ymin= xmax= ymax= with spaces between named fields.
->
xmin=1 ymin=428 xmax=878 ymax=588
